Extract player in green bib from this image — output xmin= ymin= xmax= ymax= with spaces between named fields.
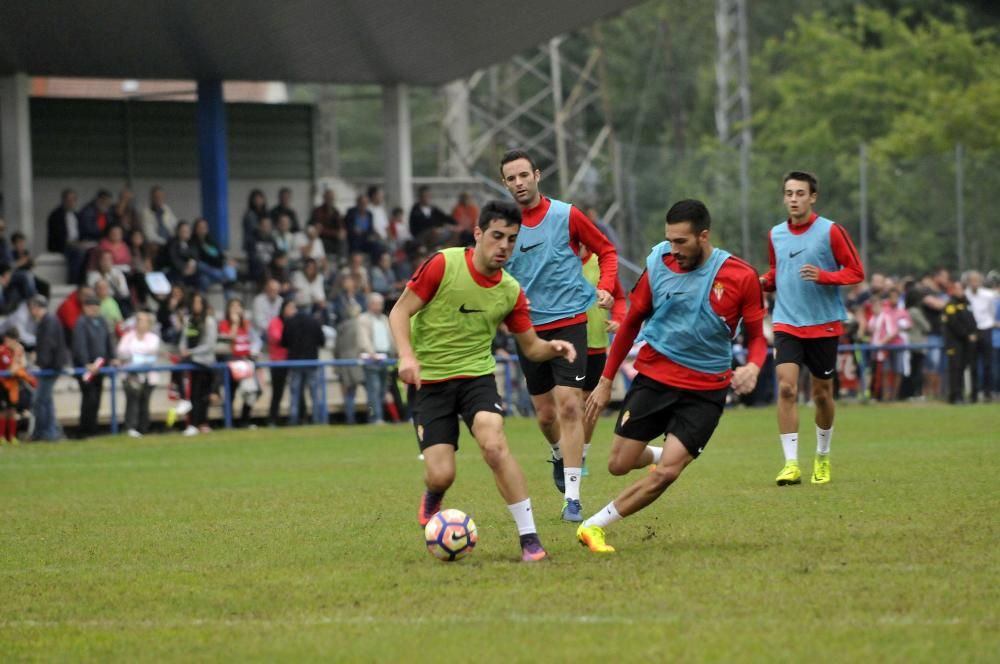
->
xmin=389 ymin=200 xmax=577 ymax=562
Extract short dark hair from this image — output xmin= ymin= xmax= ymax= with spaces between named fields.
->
xmin=783 ymin=170 xmax=818 ymax=194
xmin=478 ymin=200 xmax=522 ymax=230
xmin=499 ymin=149 xmax=538 ymax=175
xmin=665 ymin=199 xmax=712 ymax=234
xmin=96 ymin=189 xmax=112 ymax=199
xmin=0 ymin=262 xmax=11 ymax=277
xmin=366 ymin=185 xmax=381 ymax=199
xmin=3 ymin=328 xmax=19 ymax=341
xmin=11 ymin=232 xmax=25 ymax=243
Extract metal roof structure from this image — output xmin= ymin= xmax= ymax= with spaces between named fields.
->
xmin=0 ymin=0 xmax=642 ymax=84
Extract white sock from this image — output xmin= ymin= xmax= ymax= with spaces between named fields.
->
xmin=583 ymin=442 xmax=591 ymax=460
xmin=583 ymin=501 xmax=622 ymax=529
xmin=780 ymin=433 xmax=798 ymax=462
xmin=550 ymin=440 xmax=562 ymax=461
xmin=816 ymin=426 xmax=833 ymax=456
xmin=648 ymin=445 xmax=663 ymax=464
xmin=564 ymin=467 xmax=582 ymax=501
xmin=507 ymin=498 xmax=537 ymax=536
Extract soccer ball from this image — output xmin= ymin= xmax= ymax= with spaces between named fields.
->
xmin=424 ymin=509 xmax=478 ymax=561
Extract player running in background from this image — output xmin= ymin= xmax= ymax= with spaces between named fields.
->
xmin=499 ymin=149 xmax=618 ymax=522
xmin=577 ymin=199 xmax=766 ymax=553
xmin=579 ymin=244 xmax=626 ymax=475
xmin=761 ymin=171 xmax=864 ymax=486
xmin=390 ymin=200 xmax=577 ymax=563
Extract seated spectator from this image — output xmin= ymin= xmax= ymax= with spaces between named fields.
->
xmin=127 ymin=228 xmax=153 ymax=305
xmin=408 ymin=185 xmax=455 ymax=249
xmin=292 ymin=258 xmax=327 ymax=313
xmin=339 ymin=252 xmax=372 ymax=295
xmin=156 ymin=284 xmax=187 ymax=347
xmin=117 ymin=310 xmax=161 ymax=438
xmin=192 ymin=217 xmax=238 ymax=299
xmin=113 ymin=187 xmax=138 ymax=234
xmin=78 ymin=189 xmax=114 ymax=244
xmin=330 ymin=273 xmax=366 ymax=328
xmin=161 ymin=220 xmax=199 ymax=287
xmin=294 ymin=222 xmax=327 ymax=269
xmin=311 ymin=189 xmax=346 ymax=259
xmin=0 ymin=263 xmax=25 ymax=319
xmin=274 ymin=213 xmax=304 ymax=271
xmin=242 ymin=189 xmax=268 ymax=256
xmin=345 ymin=194 xmax=376 ymax=256
xmin=450 ymin=192 xmax=479 ymax=246
xmin=267 ymin=251 xmax=293 ymax=294
xmin=252 ymin=278 xmax=283 ymax=340
xmin=46 ymin=188 xmax=87 ymax=283
xmin=387 ymin=205 xmax=412 ymax=251
xmin=369 ymin=250 xmax=404 ymax=305
xmin=249 ymin=216 xmax=279 ymax=284
xmin=270 ymin=187 xmax=301 ymax=233
xmin=87 ymin=250 xmax=131 ymax=314
xmin=140 ymin=185 xmax=178 ymax=248
xmin=93 ymin=279 xmax=125 ymax=334
xmin=9 ymin=229 xmax=48 ymax=299
xmin=97 ymin=224 xmax=132 ymax=268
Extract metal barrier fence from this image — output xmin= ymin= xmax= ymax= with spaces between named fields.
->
xmin=13 ymin=340 xmax=982 ymax=435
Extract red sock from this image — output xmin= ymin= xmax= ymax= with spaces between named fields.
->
xmin=6 ymin=416 xmax=16 ymax=441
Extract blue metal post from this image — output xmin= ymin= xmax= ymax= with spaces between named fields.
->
xmin=319 ymin=363 xmax=328 ymax=424
xmin=197 ymin=80 xmax=230 ymax=249
xmin=223 ymin=369 xmax=233 ymax=429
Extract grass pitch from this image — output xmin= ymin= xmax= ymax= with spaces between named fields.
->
xmin=1 ymin=403 xmax=997 ymax=662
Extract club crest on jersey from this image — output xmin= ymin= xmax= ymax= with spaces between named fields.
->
xmin=713 ymin=280 xmax=725 ymax=301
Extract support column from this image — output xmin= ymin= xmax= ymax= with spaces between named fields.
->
xmin=442 ymin=80 xmax=471 ymax=177
xmin=313 ymin=86 xmax=339 ymax=179
xmin=197 ymin=80 xmax=230 ymax=249
xmin=382 ymin=84 xmax=413 ymax=215
xmin=0 ymin=74 xmax=35 ymax=249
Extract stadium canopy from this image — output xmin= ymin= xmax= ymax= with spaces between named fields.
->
xmin=0 ymin=0 xmax=643 ymax=249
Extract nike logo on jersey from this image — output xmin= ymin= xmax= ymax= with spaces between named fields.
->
xmin=789 ymin=249 xmax=805 ymax=258
xmin=458 ymin=304 xmax=484 ymax=314
xmin=664 ymin=291 xmax=688 ymax=300
xmin=520 ymin=242 xmax=544 ymax=253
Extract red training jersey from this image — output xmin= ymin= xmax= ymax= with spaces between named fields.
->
xmin=218 ymin=320 xmax=252 ymax=358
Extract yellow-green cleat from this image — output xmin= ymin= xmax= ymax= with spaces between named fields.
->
xmin=775 ymin=460 xmax=802 ymax=486
xmin=576 ymin=524 xmax=615 ymax=553
xmin=811 ymin=455 xmax=831 ymax=484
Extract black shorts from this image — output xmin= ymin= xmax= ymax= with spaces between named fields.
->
xmin=774 ymin=332 xmax=839 ymax=379
xmin=614 ymin=374 xmax=727 ymax=458
xmin=516 ymin=322 xmax=589 ymax=396
xmin=0 ymin=384 xmax=12 ymax=409
xmin=411 ymin=374 xmax=505 ymax=451
xmin=583 ymin=352 xmax=607 ymax=392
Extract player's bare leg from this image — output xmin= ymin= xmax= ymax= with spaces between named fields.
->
xmin=470 ymin=411 xmax=546 ymax=561
xmin=552 ymin=384 xmax=586 ymax=521
xmin=418 ymin=443 xmax=455 ymax=525
xmin=775 ymin=362 xmax=803 ymax=485
xmin=531 ymin=390 xmax=564 ymax=492
xmin=606 ymin=434 xmax=661 ymax=476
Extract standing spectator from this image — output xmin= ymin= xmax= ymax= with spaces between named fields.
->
xmin=0 ymin=329 xmax=31 ymax=444
xmin=117 ymin=310 xmax=161 ymax=438
xmin=344 ymin=194 xmax=375 ymax=255
xmin=942 ymin=281 xmax=977 ymax=404
xmin=331 ymin=273 xmax=367 ymax=324
xmin=965 ymin=270 xmax=996 ymax=402
xmin=869 ymin=289 xmax=909 ymax=401
xmin=113 ymin=187 xmax=138 ymax=233
xmin=98 ymin=224 xmax=132 ymax=268
xmin=179 ymin=292 xmax=217 ymax=434
xmin=357 ymin=293 xmax=395 ymax=424
xmin=311 ymin=189 xmax=345 ymax=259
xmin=334 ymin=284 xmax=363 ymax=424
xmin=192 ymin=217 xmax=238 ymax=298
xmin=47 ymin=189 xmax=87 ymax=283
xmin=72 ymin=294 xmax=115 ymax=439
xmin=271 ymin=187 xmax=300 ymax=233
xmin=127 ymin=229 xmax=153 ymax=306
xmin=249 ymin=216 xmax=279 ymax=284
xmin=242 ymin=189 xmax=268 ymax=255
xmin=140 ymin=185 xmax=178 ymax=249
xmin=292 ymin=258 xmax=327 ymax=312
xmin=902 ymin=286 xmax=932 ymax=400
xmin=450 ymin=192 xmax=479 ymax=246
xmin=920 ymin=270 xmax=950 ymax=398
xmin=281 ymin=302 xmax=326 ymax=425
xmin=29 ymin=295 xmax=66 ymax=441
xmin=409 ymin=185 xmax=455 ymax=249
xmin=218 ymin=298 xmax=258 ymax=428
xmin=57 ymin=285 xmax=93 ymax=344
xmin=157 ymin=285 xmax=189 ymax=423
xmin=87 ymin=251 xmax=131 ymax=317
xmin=266 ymin=298 xmax=296 ymax=426
xmin=368 ymin=186 xmax=390 ymax=243
xmin=78 ymin=189 xmax=114 ymax=243
xmin=252 ymin=278 xmax=283 ymax=340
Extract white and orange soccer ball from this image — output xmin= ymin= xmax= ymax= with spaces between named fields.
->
xmin=424 ymin=509 xmax=478 ymax=562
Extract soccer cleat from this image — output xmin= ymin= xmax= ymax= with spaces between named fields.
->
xmin=418 ymin=491 xmax=443 ymax=527
xmin=165 ymin=407 xmax=177 ymax=428
xmin=577 ymin=524 xmax=615 ymax=553
xmin=561 ymin=498 xmax=583 ymax=522
xmin=548 ymin=456 xmax=565 ymax=493
xmin=519 ymin=533 xmax=548 ymax=562
xmin=581 ymin=458 xmax=590 ymax=477
xmin=775 ymin=461 xmax=802 ymax=486
xmin=811 ymin=455 xmax=831 ymax=484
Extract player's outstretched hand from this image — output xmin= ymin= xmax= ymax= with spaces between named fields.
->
xmin=799 ymin=264 xmax=821 ymax=282
xmin=604 ymin=319 xmax=620 ymax=334
xmin=550 ymin=340 xmax=577 ymax=363
xmin=584 ymin=377 xmax=612 ymax=426
xmin=595 ymin=289 xmax=614 ymax=309
xmin=730 ymin=363 xmax=760 ymax=396
xmin=398 ymin=355 xmax=421 ymax=388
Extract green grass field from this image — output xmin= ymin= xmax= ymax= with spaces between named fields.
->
xmin=1 ymin=403 xmax=997 ymax=662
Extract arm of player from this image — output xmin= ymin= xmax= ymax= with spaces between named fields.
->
xmin=804 ymin=224 xmax=865 ymax=285
xmin=760 ymin=232 xmax=777 ymax=292
xmin=388 ymin=287 xmax=426 ymax=387
xmin=512 ymin=329 xmax=577 ymax=364
xmin=730 ymin=273 xmax=768 ymax=395
xmin=605 ymin=279 xmax=627 ymax=333
xmin=570 ymin=207 xmax=618 ymax=308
